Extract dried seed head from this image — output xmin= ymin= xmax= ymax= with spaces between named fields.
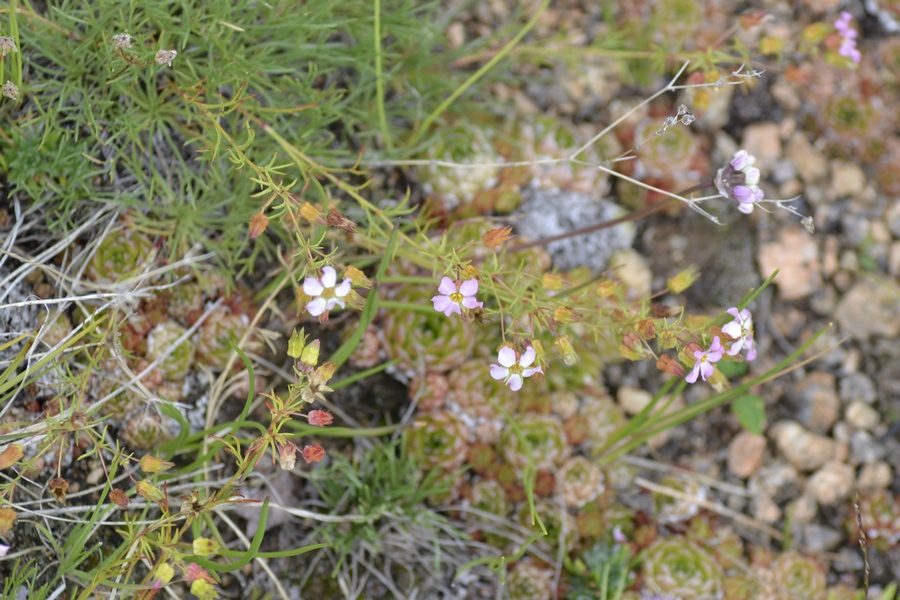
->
xmin=2 ymin=81 xmax=19 ymax=101
xmin=0 ymin=37 xmax=17 ymax=57
xmin=155 ymin=49 xmax=177 ymax=67
xmin=110 ymin=33 xmax=133 ymax=50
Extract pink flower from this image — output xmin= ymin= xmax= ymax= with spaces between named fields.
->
xmin=303 ymin=266 xmax=352 ymax=317
xmin=722 ymin=307 xmax=757 ymax=361
xmin=431 ymin=277 xmax=483 ymax=317
xmin=715 ymin=150 xmax=764 ymax=214
xmin=835 ymin=12 xmax=861 ymax=64
xmin=685 ymin=337 xmax=724 ymax=384
xmin=490 ymin=346 xmax=542 ymax=391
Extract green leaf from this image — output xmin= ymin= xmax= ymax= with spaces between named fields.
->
xmin=732 ymin=393 xmax=766 ymax=435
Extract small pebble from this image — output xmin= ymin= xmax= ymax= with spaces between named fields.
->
xmin=786 ymin=493 xmax=818 ymax=524
xmin=802 ymin=523 xmax=843 ymax=552
xmin=752 ymin=494 xmax=782 ymax=524
xmin=771 ymin=420 xmax=836 ymax=471
xmin=750 ymin=461 xmax=800 ymax=502
xmin=727 ymin=432 xmax=767 ymax=479
xmin=845 ymin=401 xmax=880 ymax=430
xmin=850 ymin=430 xmax=887 ymax=464
xmin=616 ymin=386 xmax=652 ymax=415
xmin=807 ymin=461 xmax=855 ymax=506
xmin=857 ymin=461 xmax=893 ymax=492
xmin=838 ymin=373 xmax=877 ymax=405
xmin=789 ymin=371 xmax=839 ymax=434
xmin=835 ymin=277 xmax=900 ymax=341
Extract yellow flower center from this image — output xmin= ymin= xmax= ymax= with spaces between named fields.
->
xmin=321 ymin=287 xmax=336 ymax=300
xmin=508 ymin=364 xmax=524 ymax=376
xmin=449 ymin=291 xmax=463 ymax=304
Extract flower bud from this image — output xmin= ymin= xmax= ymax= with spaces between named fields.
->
xmin=287 ymin=328 xmax=306 ymax=359
xmin=192 ymin=537 xmax=221 ymax=557
xmin=0 ymin=444 xmax=23 ymax=470
xmin=299 ymin=202 xmax=326 ymax=225
xmin=553 ymin=306 xmax=580 ymax=324
xmin=309 ymin=361 xmax=339 ymax=387
xmin=554 ymin=336 xmax=579 ymax=366
xmin=308 ymin=409 xmax=333 ymax=426
xmin=49 ymin=478 xmax=69 ymax=505
xmin=140 ymin=455 xmax=175 ymax=474
xmin=110 ymin=488 xmax=130 ymax=508
xmin=248 ymin=212 xmax=269 ymax=239
xmin=301 ymin=444 xmax=326 ymax=463
xmin=0 ymin=508 xmax=16 ymax=536
xmin=461 ymin=264 xmax=481 ymax=281
xmin=635 ymin=318 xmax=658 ymax=340
xmin=482 ymin=226 xmax=515 ymax=248
xmin=656 ymin=354 xmax=686 ymax=378
xmin=300 ymin=339 xmax=320 ymax=367
xmin=667 ymin=266 xmax=700 ymax=294
xmin=595 ymin=280 xmax=617 ymax=297
xmin=153 ymin=563 xmax=175 ymax=589
xmin=136 ymin=480 xmax=166 ymax=503
xmin=326 ymin=208 xmax=356 ymax=232
xmin=541 ymin=273 xmax=568 ymax=290
xmin=343 ymin=266 xmax=372 ymax=289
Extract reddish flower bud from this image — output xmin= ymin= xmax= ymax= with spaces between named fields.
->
xmin=249 ymin=212 xmax=269 ymax=239
xmin=301 ymin=444 xmax=326 ymax=463
xmin=656 ymin=354 xmax=686 ymax=378
xmin=308 ymin=410 xmax=333 ymax=427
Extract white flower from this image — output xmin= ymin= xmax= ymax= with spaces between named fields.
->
xmin=303 ymin=266 xmax=351 ymax=317
xmin=490 ymin=346 xmax=542 ymax=391
xmin=431 ymin=277 xmax=482 ymax=317
xmin=722 ymin=307 xmax=756 ymax=361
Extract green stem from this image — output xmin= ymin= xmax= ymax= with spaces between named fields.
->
xmin=373 ymin=0 xmax=392 ymax=148
xmin=407 ymin=0 xmax=551 ymax=147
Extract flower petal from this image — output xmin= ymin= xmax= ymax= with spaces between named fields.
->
xmin=699 ymin=361 xmax=714 ymax=381
xmin=521 ymin=366 xmax=542 ymax=378
xmin=737 ymin=202 xmax=754 ymax=215
xmin=685 ymin=364 xmax=700 ymax=384
xmin=303 ymin=277 xmax=324 ymax=296
xmin=334 ymin=279 xmax=352 ymax=298
xmin=722 ymin=322 xmax=742 ymax=340
xmin=432 ymin=295 xmax=453 ymax=314
xmin=444 ymin=302 xmax=462 ymax=317
xmin=727 ymin=307 xmax=741 ymax=320
xmin=507 ymin=374 xmax=523 ymax=391
xmin=519 ymin=346 xmax=536 ymax=368
xmin=306 ymin=297 xmax=327 ymax=316
xmin=461 ymin=297 xmax=483 ymax=310
xmin=709 ymin=336 xmax=723 ymax=353
xmin=458 ymin=279 xmax=479 ymax=297
xmin=438 ymin=277 xmax=458 ymax=296
xmin=498 ymin=347 xmax=517 ymax=368
xmin=490 ymin=365 xmax=509 ymax=381
xmin=726 ymin=339 xmax=743 ymax=356
xmin=745 ymin=342 xmax=757 ymax=361
xmin=322 ymin=266 xmax=338 ymax=288
xmin=327 ymin=297 xmax=346 ymax=311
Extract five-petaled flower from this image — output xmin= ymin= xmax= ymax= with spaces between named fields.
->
xmin=722 ymin=307 xmax=757 ymax=361
xmin=303 ymin=266 xmax=352 ymax=317
xmin=432 ymin=277 xmax=483 ymax=317
xmin=490 ymin=346 xmax=542 ymax=391
xmin=685 ymin=336 xmax=724 ymax=384
xmin=715 ymin=150 xmax=763 ymax=214
xmin=835 ymin=12 xmax=861 ymax=64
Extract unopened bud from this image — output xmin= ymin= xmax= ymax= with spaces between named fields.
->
xmin=308 ymin=409 xmax=333 ymax=426
xmin=0 ymin=444 xmax=23 ymax=470
xmin=657 ymin=329 xmax=678 ymax=349
xmin=554 ymin=336 xmax=579 ymax=366
xmin=461 ymin=264 xmax=480 ymax=281
xmin=192 ymin=537 xmax=221 ymax=557
xmin=136 ymin=480 xmax=166 ymax=503
xmin=287 ymin=328 xmax=306 ymax=359
xmin=635 ymin=318 xmax=657 ymax=340
xmin=301 ymin=444 xmax=326 ymax=463
xmin=140 ymin=455 xmax=175 ymax=474
xmin=110 ymin=488 xmax=130 ymax=508
xmin=310 ymin=361 xmax=339 ymax=387
xmin=299 ymin=202 xmax=327 ymax=224
xmin=300 ymin=339 xmax=320 ymax=367
xmin=595 ymin=280 xmax=617 ymax=298
xmin=482 ymin=226 xmax=515 ymax=248
xmin=667 ymin=266 xmax=699 ymax=295
xmin=541 ymin=273 xmax=568 ymax=291
xmin=553 ymin=306 xmax=580 ymax=324
xmin=343 ymin=266 xmax=372 ymax=289
xmin=249 ymin=212 xmax=269 ymax=239
xmin=326 ymin=208 xmax=356 ymax=232
xmin=656 ymin=355 xmax=685 ymax=378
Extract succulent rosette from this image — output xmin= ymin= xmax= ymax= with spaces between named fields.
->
xmin=857 ymin=490 xmax=900 ymax=548
xmin=92 ymin=374 xmax=143 ymax=419
xmin=770 ymin=552 xmax=826 ymax=600
xmin=165 ymin=282 xmax=204 ymax=323
xmin=120 ymin=411 xmax=176 ymax=451
xmin=499 ymin=414 xmax=570 ymax=472
xmin=447 ymin=359 xmax=518 ymax=419
xmin=86 ymin=230 xmax=154 ymax=283
xmin=404 ymin=410 xmax=470 ymax=472
xmin=652 ymin=476 xmax=707 ymax=524
xmin=195 ymin=308 xmax=258 ymax=370
xmin=641 ymin=538 xmax=724 ymax=599
xmin=416 ymin=123 xmax=500 ymax=210
xmin=145 ymin=320 xmax=196 ymax=380
xmin=579 ymin=394 xmax=626 ymax=456
xmin=557 ymin=456 xmax=605 ymax=507
xmin=381 ymin=285 xmax=475 ymax=376
xmin=506 ymin=559 xmax=554 ymax=600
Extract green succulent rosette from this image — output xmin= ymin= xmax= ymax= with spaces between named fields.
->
xmin=770 ymin=552 xmax=826 ymax=600
xmin=119 ymin=411 xmax=176 ymax=451
xmin=404 ymin=410 xmax=470 ymax=472
xmin=857 ymin=490 xmax=900 ymax=549
xmin=92 ymin=374 xmax=143 ymax=419
xmin=642 ymin=537 xmax=724 ymax=599
xmin=506 ymin=559 xmax=554 ymax=600
xmin=447 ymin=359 xmax=518 ymax=420
xmin=145 ymin=320 xmax=196 ymax=380
xmin=580 ymin=394 xmax=626 ymax=457
xmin=499 ymin=414 xmax=570 ymax=472
xmin=166 ymin=282 xmax=204 ymax=322
xmin=557 ymin=456 xmax=604 ymax=508
xmin=382 ymin=285 xmax=476 ymax=376
xmin=417 ymin=122 xmax=500 ymax=209
xmin=86 ymin=230 xmax=154 ymax=283
xmin=195 ymin=308 xmax=256 ymax=370
xmin=653 ymin=476 xmax=707 ymax=524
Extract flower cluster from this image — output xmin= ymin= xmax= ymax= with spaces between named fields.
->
xmin=714 ymin=150 xmax=763 ymax=214
xmin=835 ymin=12 xmax=861 ymax=64
xmin=685 ymin=307 xmax=756 ymax=384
